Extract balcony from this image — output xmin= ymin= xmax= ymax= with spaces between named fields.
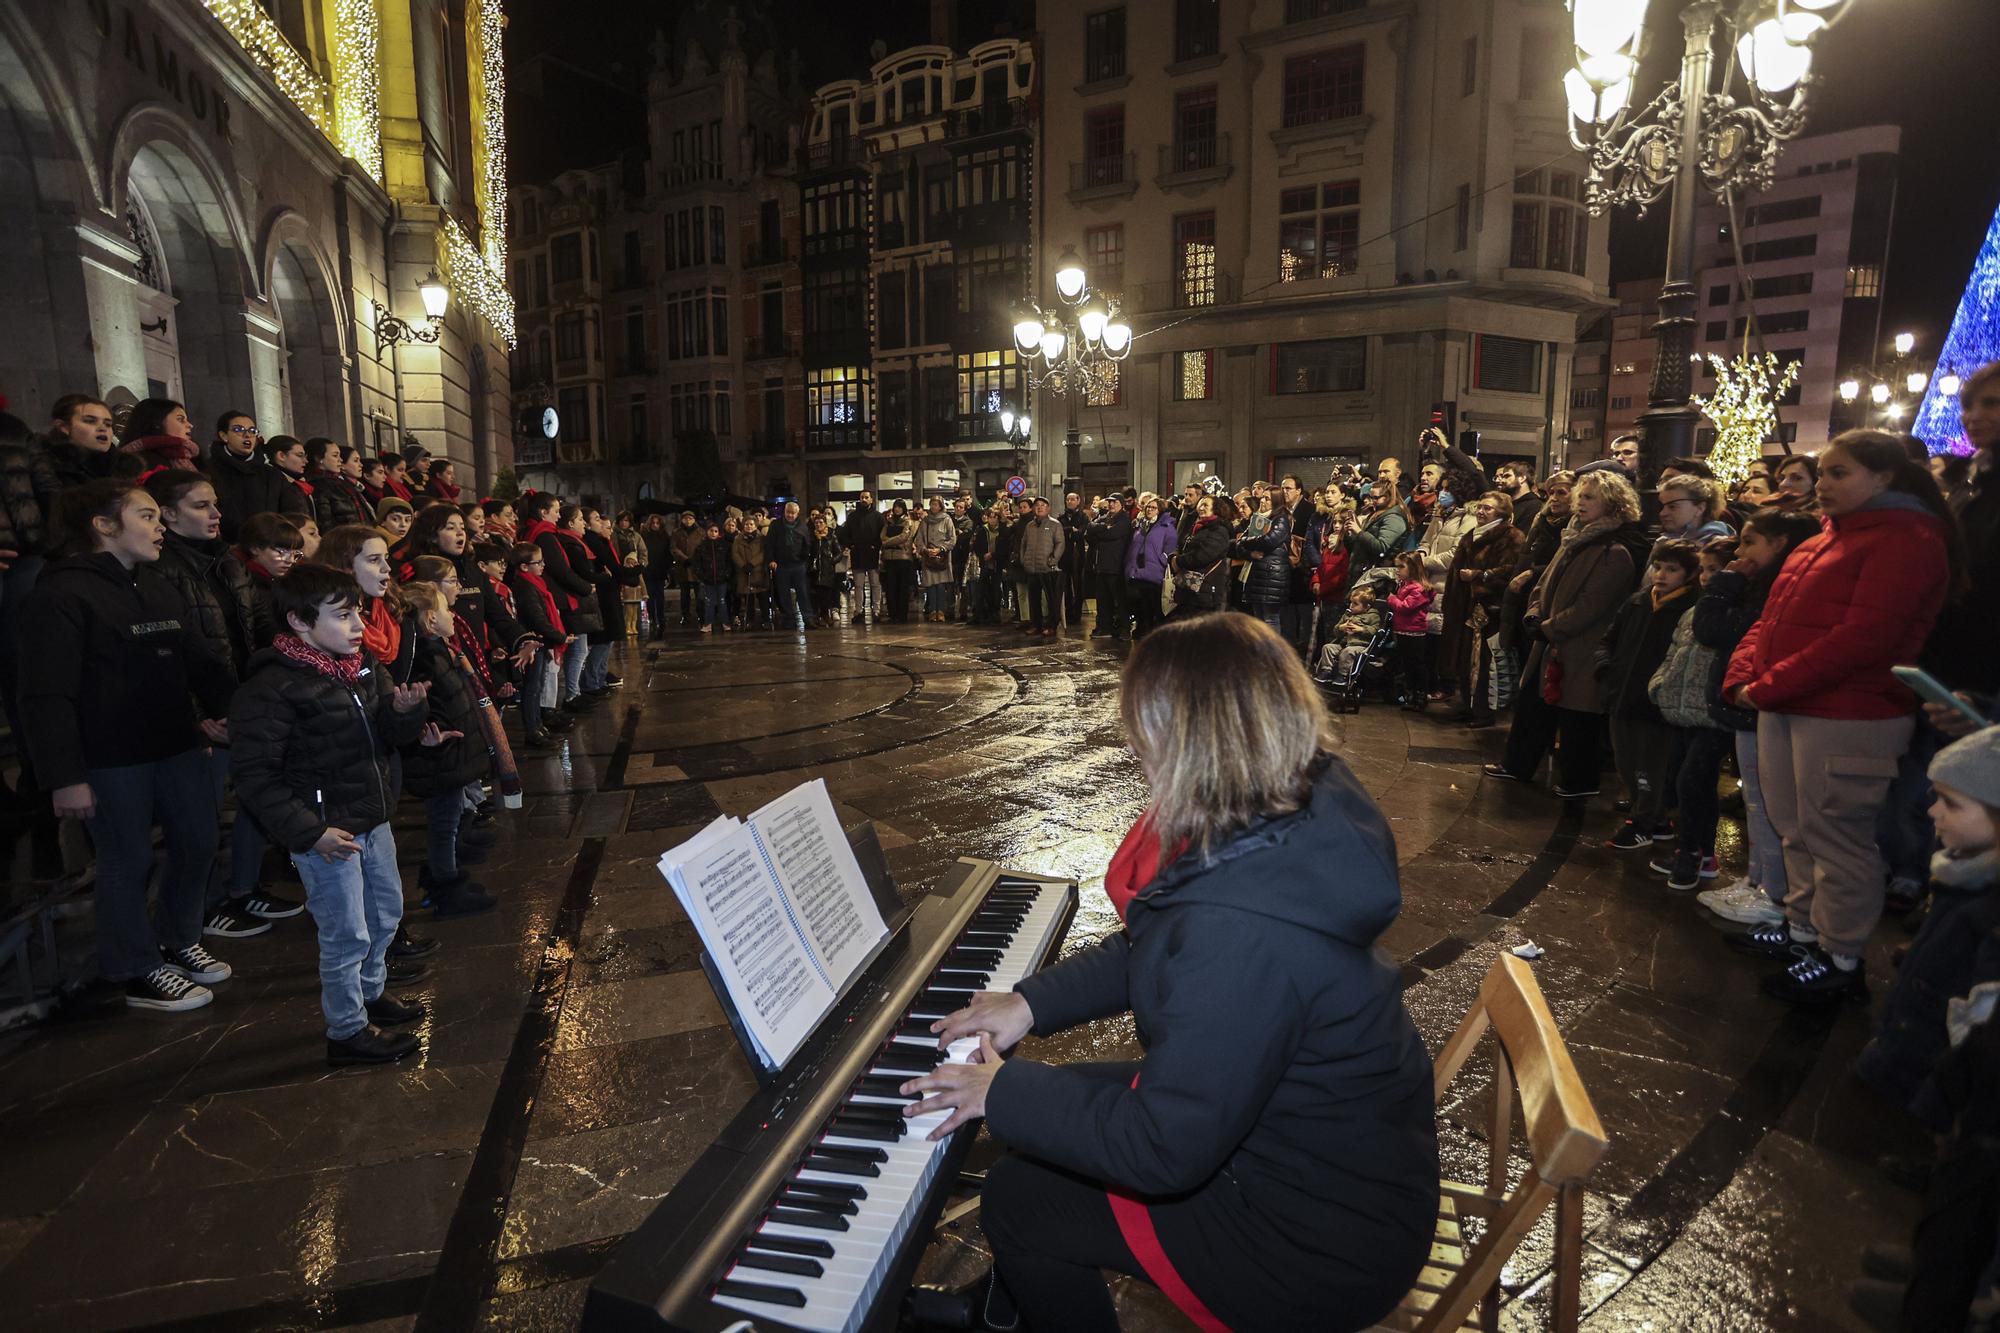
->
xmin=1067 ymin=153 xmax=1139 ymax=204
xmin=1136 ymin=271 xmax=1239 ymax=313
xmin=946 ymin=99 xmax=1030 ymax=140
xmin=805 ymin=138 xmax=864 ymax=173
xmin=953 ymin=198 xmax=1029 ymax=237
xmin=1157 ymin=133 xmax=1233 ymax=190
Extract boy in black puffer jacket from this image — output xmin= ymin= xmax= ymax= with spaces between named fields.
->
xmin=1596 ymin=540 xmax=1699 ymax=849
xmin=229 ymin=565 xmax=435 ymax=1067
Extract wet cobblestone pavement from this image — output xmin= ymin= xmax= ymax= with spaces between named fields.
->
xmin=0 ymin=622 xmax=1922 ymax=1330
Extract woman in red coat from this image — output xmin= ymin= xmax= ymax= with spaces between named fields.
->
xmin=1723 ymin=431 xmax=1962 ymax=1004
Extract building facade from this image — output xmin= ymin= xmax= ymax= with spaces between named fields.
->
xmin=507 ymin=10 xmax=805 ymax=504
xmin=0 ymin=0 xmax=517 ymax=481
xmin=1034 ymin=0 xmax=1611 ymax=496
xmin=795 ymin=33 xmax=1038 ymax=509
xmin=1603 ymin=126 xmax=1901 ymax=457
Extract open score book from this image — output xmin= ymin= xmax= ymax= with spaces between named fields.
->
xmin=657 ymin=779 xmax=890 ymax=1071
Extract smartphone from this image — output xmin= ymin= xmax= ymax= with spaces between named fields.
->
xmin=1892 ymin=666 xmax=1991 ymax=727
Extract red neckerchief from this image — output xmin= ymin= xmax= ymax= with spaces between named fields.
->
xmin=385 ymin=476 xmax=414 ymax=501
xmin=449 ymin=612 xmax=497 ymax=696
xmin=519 ymin=517 xmax=557 ymax=543
xmin=1103 ymin=809 xmax=1187 ymax=923
xmin=430 ymin=476 xmax=462 ymax=503
xmin=1190 ymin=514 xmax=1222 ymax=534
xmin=361 ymin=597 xmax=401 ymax=666
xmin=242 ymin=555 xmax=277 ymax=584
xmin=273 ymin=631 xmax=363 ymax=684
xmin=293 ymin=476 xmax=314 ymax=498
xmin=511 ymin=566 xmax=564 ymax=632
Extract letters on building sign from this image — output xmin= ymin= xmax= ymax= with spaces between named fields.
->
xmin=90 ymin=0 xmax=235 ymax=143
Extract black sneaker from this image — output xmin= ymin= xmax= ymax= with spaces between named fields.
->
xmin=364 ymin=994 xmax=427 ymax=1026
xmin=239 ymin=892 xmax=304 ymax=920
xmin=1606 ymin=823 xmax=1652 ymax=850
xmin=1650 ymin=823 xmax=1678 ymax=843
xmin=544 ymin=712 xmax=576 ymax=732
xmin=431 ymin=874 xmax=497 ymax=918
xmin=203 ymin=902 xmax=273 ymax=939
xmin=604 ymin=672 xmax=624 ymax=689
xmin=522 ymin=728 xmax=557 ymax=749
xmin=126 ymin=965 xmax=214 ymax=1012
xmin=1552 ymin=783 xmax=1600 ymax=798
xmin=1729 ymin=922 xmax=1816 ymax=959
xmin=327 ymin=1025 xmax=421 ymax=1066
xmin=390 ymin=924 xmax=439 ymax=959
xmin=1663 ymin=854 xmax=1703 ymax=892
xmin=1762 ymin=948 xmax=1868 ymax=1006
xmin=388 ymin=958 xmax=432 ymax=987
xmin=1481 ymin=764 xmax=1525 ymax=782
xmin=162 ymin=943 xmax=231 ymax=985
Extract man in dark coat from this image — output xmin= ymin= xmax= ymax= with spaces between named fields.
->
xmin=1085 ymin=494 xmax=1133 ymax=639
xmin=1278 ymin=473 xmax=1320 ymax=659
xmin=1058 ymin=492 xmax=1091 ymax=628
xmin=766 ymin=501 xmax=814 ymax=630
xmin=840 ymin=492 xmax=885 ymax=624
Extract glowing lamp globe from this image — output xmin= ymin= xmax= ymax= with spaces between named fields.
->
xmin=419 ymin=269 xmax=450 ymax=321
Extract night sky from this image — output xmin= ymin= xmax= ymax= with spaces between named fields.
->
xmin=506 ymin=0 xmax=1999 ymax=353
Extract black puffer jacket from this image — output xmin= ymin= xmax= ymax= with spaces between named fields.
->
xmin=154 ymin=531 xmax=257 ymax=689
xmin=529 ymin=523 xmax=603 ymax=635
xmin=1086 ymin=510 xmax=1132 ymax=576
xmin=35 ymin=441 xmax=138 ymax=508
xmin=1233 ymin=509 xmax=1294 ymax=609
xmin=1593 ymin=585 xmax=1695 ymax=722
xmin=0 ymin=439 xmax=53 ymax=555
xmin=307 ymin=469 xmax=374 ymax=530
xmin=228 ymin=644 xmax=425 ymax=851
xmin=990 ymin=756 xmax=1437 ymax=1331
xmin=205 ymin=441 xmax=310 ymax=542
xmin=18 ymin=553 xmax=235 ymax=787
xmin=840 ymin=504 xmax=884 ymax=571
xmin=453 ymin=549 xmax=530 ymax=657
xmin=689 ymin=537 xmax=732 ymax=586
xmin=1173 ymin=517 xmax=1235 ymax=612
xmin=400 ymin=635 xmax=488 ymax=798
xmin=1693 ymin=566 xmax=1774 ymax=730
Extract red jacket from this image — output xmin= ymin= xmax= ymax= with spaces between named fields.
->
xmin=1723 ymin=499 xmax=1949 ymax=720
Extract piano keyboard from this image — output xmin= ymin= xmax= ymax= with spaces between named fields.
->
xmin=710 ymin=880 xmax=1071 ymax=1333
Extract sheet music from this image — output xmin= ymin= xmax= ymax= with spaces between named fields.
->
xmin=657 ymin=781 xmax=891 ymax=1073
xmin=750 ymin=779 xmax=886 ymax=992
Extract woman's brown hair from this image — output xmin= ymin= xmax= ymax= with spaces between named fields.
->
xmin=1827 ymin=429 xmax=1968 ymax=595
xmin=1120 ymin=614 xmax=1334 ymax=862
xmin=49 ymin=480 xmax=142 ymax=557
xmin=315 ymin=522 xmax=405 ymax=615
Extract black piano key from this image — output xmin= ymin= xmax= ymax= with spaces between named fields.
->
xmin=780 ymin=1188 xmax=859 ymax=1216
xmin=971 ymin=911 xmax=1026 ymax=926
xmin=832 ymin=1100 xmax=903 ymax=1123
xmin=803 ymin=1153 xmax=879 ymax=1177
xmin=918 ymin=988 xmax=974 ymax=1008
xmin=716 ymin=1277 xmax=807 ymax=1307
xmin=787 ymin=1178 xmax=867 ymax=1201
xmin=895 ymin=1017 xmax=940 ymax=1039
xmin=854 ymin=1075 xmax=916 ymax=1100
xmin=735 ymin=1250 xmax=825 ymax=1278
xmin=828 ymin=1116 xmax=902 ymax=1142
xmin=746 ymin=1232 xmax=836 ymax=1258
xmin=959 ymin=931 xmax=1013 ymax=946
xmin=768 ymin=1206 xmax=849 ymax=1231
xmin=945 ymin=948 xmax=1003 ymax=967
xmin=930 ymin=974 xmax=991 ymax=992
xmin=872 ymin=1048 xmax=944 ymax=1074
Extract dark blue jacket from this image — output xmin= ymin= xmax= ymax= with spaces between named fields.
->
xmin=1232 ymin=509 xmax=1294 ymax=609
xmin=989 ymin=757 xmax=1437 ymax=1329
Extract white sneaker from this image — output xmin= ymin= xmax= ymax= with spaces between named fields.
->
xmin=1702 ymin=885 xmax=1785 ymax=927
xmin=1696 ymin=876 xmax=1755 ymax=909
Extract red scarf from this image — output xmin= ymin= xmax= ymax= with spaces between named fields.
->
xmin=449 ymin=612 xmax=498 ymax=697
xmin=241 ymin=554 xmax=278 ymax=584
xmin=121 ymin=434 xmax=199 ymax=471
xmin=429 ymin=475 xmax=462 ymax=503
xmin=511 ymin=566 xmax=564 ymax=634
xmin=273 ymin=631 xmax=363 ymax=684
xmin=361 ymin=597 xmax=401 ymax=666
xmin=1100 ymin=811 xmax=1227 ymax=1332
xmin=385 ymin=475 xmax=414 ymax=501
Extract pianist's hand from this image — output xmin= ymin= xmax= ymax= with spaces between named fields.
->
xmin=930 ymin=990 xmax=1034 ymax=1054
xmin=900 ymin=1033 xmax=1003 ymax=1141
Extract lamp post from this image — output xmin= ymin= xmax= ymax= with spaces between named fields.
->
xmin=1837 ymin=330 xmax=1934 ymax=427
xmin=1565 ymin=0 xmax=1860 ymax=479
xmin=370 ymin=268 xmax=451 ymax=349
xmin=1013 ymin=245 xmax=1134 ymax=486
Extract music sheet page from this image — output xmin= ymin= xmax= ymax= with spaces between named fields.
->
xmin=750 ymin=779 xmax=888 ymax=993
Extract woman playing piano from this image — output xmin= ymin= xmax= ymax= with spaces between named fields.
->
xmin=903 ymin=613 xmax=1440 ymax=1332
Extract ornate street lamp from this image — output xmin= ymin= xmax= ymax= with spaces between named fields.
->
xmin=1013 ymin=255 xmax=1133 ymax=478
xmin=1566 ymin=0 xmax=1860 ymax=475
xmin=371 ymin=268 xmax=451 ymax=348
xmin=1837 ymin=330 xmax=1934 ymax=424
xmin=997 ymin=405 xmax=1032 ymax=444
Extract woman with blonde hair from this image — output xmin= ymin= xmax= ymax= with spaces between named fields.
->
xmin=903 ymin=614 xmax=1437 ymax=1332
xmin=1486 ymin=468 xmax=1648 ymax=795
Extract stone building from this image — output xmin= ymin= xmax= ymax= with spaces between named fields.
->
xmin=1035 ymin=0 xmax=1612 ymax=494
xmin=0 ymin=0 xmax=517 ymax=481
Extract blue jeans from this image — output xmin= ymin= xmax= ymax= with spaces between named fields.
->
xmin=583 ymin=638 xmax=612 ymax=691
xmin=1736 ymin=728 xmax=1788 ymax=902
xmin=561 ymin=631 xmax=589 ymax=700
xmin=773 ymin=565 xmax=812 ymax=627
xmin=87 ymin=747 xmax=220 ymax=980
xmin=206 ymin=748 xmax=270 ymax=905
xmin=425 ymin=792 xmax=461 ymax=878
xmin=700 ymin=582 xmax=728 ymax=628
xmin=923 ymin=582 xmax=951 ymax=616
xmin=292 ymin=822 xmax=404 ymax=1039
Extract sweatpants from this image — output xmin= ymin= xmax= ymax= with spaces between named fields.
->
xmin=1755 ymin=710 xmax=1914 ymax=960
xmin=1609 ymin=715 xmax=1687 ymax=834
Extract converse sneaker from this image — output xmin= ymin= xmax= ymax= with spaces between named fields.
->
xmin=1762 ymin=948 xmax=1868 ymax=1006
xmin=162 ymin=943 xmax=232 ymax=985
xmin=1480 ymin=764 xmax=1525 ymax=782
xmin=1729 ymin=921 xmax=1815 ymax=959
xmin=202 ymin=902 xmax=273 ymax=939
xmin=126 ymin=965 xmax=213 ymax=1012
xmin=1606 ymin=822 xmax=1652 ymax=851
xmin=1697 ymin=876 xmax=1756 ymax=909
xmin=1661 ymin=853 xmax=1703 ymax=892
xmin=239 ymin=892 xmax=304 ymax=920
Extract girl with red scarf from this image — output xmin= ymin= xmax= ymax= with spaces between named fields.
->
xmin=505 ymin=540 xmax=570 ymax=748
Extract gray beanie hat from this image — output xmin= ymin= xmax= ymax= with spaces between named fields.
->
xmin=1930 ymin=726 xmax=2000 ymax=809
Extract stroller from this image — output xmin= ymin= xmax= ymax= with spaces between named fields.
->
xmin=1317 ymin=623 xmax=1395 ymax=714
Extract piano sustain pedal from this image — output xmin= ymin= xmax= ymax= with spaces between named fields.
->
xmin=899 ymin=1267 xmax=1020 ymax=1333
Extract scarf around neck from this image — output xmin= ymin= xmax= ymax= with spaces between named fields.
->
xmin=273 ymin=631 xmax=364 ymax=684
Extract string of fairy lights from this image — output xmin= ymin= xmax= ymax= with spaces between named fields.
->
xmin=196 ymin=0 xmax=514 ymax=347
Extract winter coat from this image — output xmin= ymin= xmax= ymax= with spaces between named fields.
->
xmin=1171 ymin=518 xmax=1236 ymax=613
xmin=880 ymin=515 xmax=915 ymax=565
xmin=203 ymin=441 xmax=311 ymax=543
xmin=1509 ymin=490 xmax=1542 ymax=534
xmin=1517 ymin=506 xmax=1569 ymax=580
xmin=1594 ymin=585 xmax=1695 ymax=721
xmin=154 ymin=530 xmax=257 ymax=687
xmin=1417 ymin=506 xmax=1477 ymax=568
xmin=1086 ymin=510 xmax=1133 ymax=577
xmin=670 ymin=521 xmax=706 ymax=584
xmin=1649 ymin=609 xmax=1726 ymax=731
xmin=840 ymin=504 xmax=884 ymax=571
xmin=1437 ymin=521 xmax=1527 ymax=671
xmin=1724 ymin=496 xmax=1950 ymax=720
xmin=1058 ymin=505 xmax=1090 ymax=573
xmin=1233 ymin=508 xmax=1294 ymax=609
xmin=509 ymin=568 xmax=567 ymax=647
xmin=1522 ymin=519 xmax=1644 ymax=714
xmin=1345 ymin=505 xmax=1408 ymax=568
xmin=16 ymin=553 xmax=234 ymax=787
xmin=916 ymin=511 xmax=958 ymax=587
xmin=1124 ymin=517 xmax=1178 ymax=584
xmin=228 ymin=645 xmax=425 ymax=851
xmin=121 ymin=434 xmax=200 ymax=473
xmin=400 ymin=635 xmax=489 ymax=797
xmin=584 ymin=530 xmax=638 ymax=632
xmin=1283 ymin=497 xmax=1320 ymax=603
xmin=35 ymin=441 xmax=138 ymax=505
xmin=307 ymin=469 xmax=374 ymax=530
xmin=0 ymin=439 xmax=52 ymax=555
xmin=452 ymin=549 xmax=530 ymax=659
xmin=690 ymin=537 xmax=732 ymax=586
xmin=1922 ymin=456 xmax=2000 ymax=698
xmin=525 ymin=521 xmax=603 ymax=635
xmin=1691 ymin=567 xmax=1772 ymax=731
xmin=1660 ymin=517 xmax=1736 ymax=546
xmin=768 ymin=517 xmax=812 ymax=569
xmin=732 ymin=531 xmax=770 ymax=593
xmin=810 ymin=531 xmax=845 ymax=586
xmin=642 ymin=524 xmax=675 ymax=580
xmin=1018 ymin=514 xmax=1066 ymax=575
xmin=1386 ymin=579 xmax=1433 ymax=635
xmin=990 ymin=756 xmax=1437 ymax=1330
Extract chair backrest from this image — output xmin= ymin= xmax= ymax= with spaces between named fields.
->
xmin=1414 ymin=953 xmax=1609 ymax=1333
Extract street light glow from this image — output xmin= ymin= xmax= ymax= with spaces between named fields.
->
xmin=1102 ymin=321 xmax=1132 ymax=355
xmin=1870 ymin=381 xmax=1892 ymax=405
xmin=1883 ymin=401 xmax=1905 ymax=420
xmin=1907 ymin=371 xmax=1929 ymax=395
xmin=1940 ymin=372 xmax=1963 ymax=397
xmin=419 ymin=269 xmax=450 ymax=321
xmin=1053 ymin=247 xmax=1087 ymax=302
xmin=1839 ymin=379 xmax=1860 ymax=403
xmin=1572 ymin=0 xmax=1651 ymax=58
xmin=1894 ymin=331 xmax=1916 ymax=356
xmin=1012 ymin=312 xmax=1044 ymax=353
xmin=1737 ymin=16 xmax=1818 ymax=95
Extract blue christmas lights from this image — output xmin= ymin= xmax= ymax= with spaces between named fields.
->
xmin=1914 ymin=200 xmax=2000 ymax=455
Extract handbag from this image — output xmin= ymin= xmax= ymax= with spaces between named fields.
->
xmin=1541 ymin=655 xmax=1565 ymax=707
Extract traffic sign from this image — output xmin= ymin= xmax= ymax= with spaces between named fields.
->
xmin=1005 ymin=475 xmax=1026 ymax=497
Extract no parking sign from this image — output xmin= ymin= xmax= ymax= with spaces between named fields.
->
xmin=1005 ymin=475 xmax=1027 ymax=497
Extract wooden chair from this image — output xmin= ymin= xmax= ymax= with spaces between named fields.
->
xmin=1375 ymin=953 xmax=1609 ymax=1333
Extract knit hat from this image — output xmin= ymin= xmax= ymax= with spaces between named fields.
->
xmin=376 ymin=496 xmax=413 ymax=524
xmin=1931 ymin=726 xmax=2000 ymax=809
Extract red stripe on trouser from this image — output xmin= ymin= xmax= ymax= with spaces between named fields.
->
xmin=1105 ymin=1073 xmax=1232 ymax=1333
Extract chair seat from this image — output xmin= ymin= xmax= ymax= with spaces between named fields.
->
xmin=1369 ymin=1192 xmax=1483 ymax=1333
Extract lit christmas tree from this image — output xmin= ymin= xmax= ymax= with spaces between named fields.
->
xmin=1913 ymin=199 xmax=2000 ymax=456
xmin=1693 ymin=351 xmax=1802 ymax=486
